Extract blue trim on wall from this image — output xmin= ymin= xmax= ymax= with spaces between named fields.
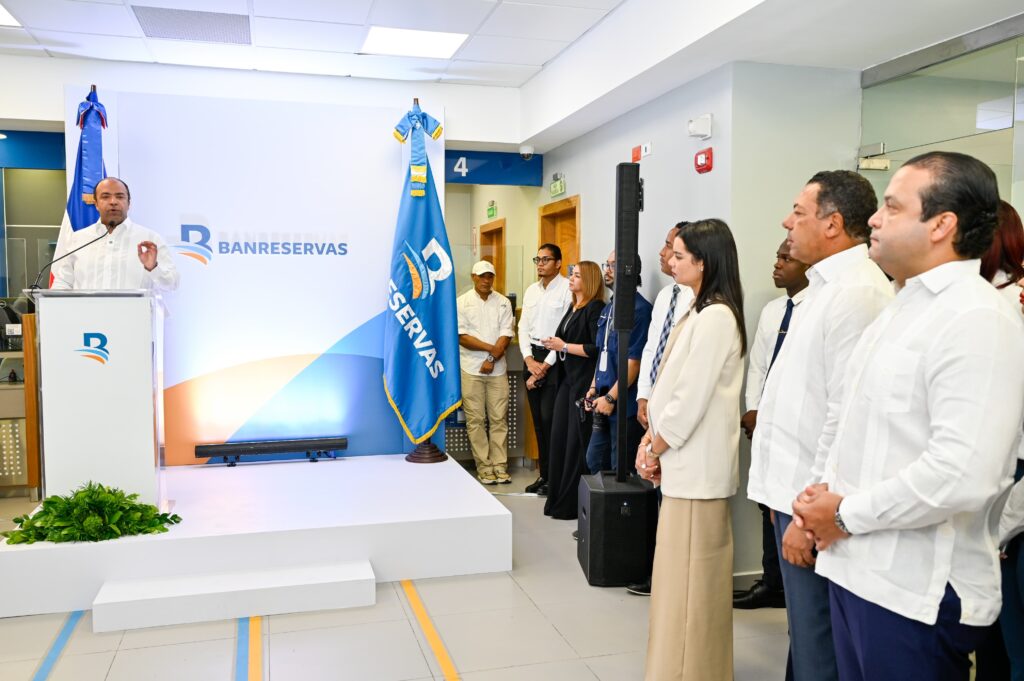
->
xmin=0 ymin=131 xmax=65 ymax=170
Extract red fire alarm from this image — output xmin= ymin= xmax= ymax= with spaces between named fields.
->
xmin=695 ymin=147 xmax=713 ymax=174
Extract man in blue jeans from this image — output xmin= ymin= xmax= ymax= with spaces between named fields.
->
xmin=584 ymin=249 xmax=651 ymax=475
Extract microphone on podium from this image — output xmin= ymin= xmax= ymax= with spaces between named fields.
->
xmin=29 ymin=220 xmax=115 ymax=293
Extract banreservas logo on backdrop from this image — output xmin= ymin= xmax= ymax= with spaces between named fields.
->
xmin=387 ymin=237 xmax=453 ymax=379
xmin=173 ymin=224 xmax=349 ymax=266
xmin=78 ymin=332 xmax=109 ymax=364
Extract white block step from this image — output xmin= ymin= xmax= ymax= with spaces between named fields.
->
xmin=91 ymin=560 xmax=375 ymax=632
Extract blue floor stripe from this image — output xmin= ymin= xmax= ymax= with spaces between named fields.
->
xmin=235 ymin=617 xmax=250 ymax=681
xmin=32 ymin=610 xmax=84 ymax=681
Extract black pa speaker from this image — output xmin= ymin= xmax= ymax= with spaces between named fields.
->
xmin=577 ymin=472 xmax=658 ymax=586
xmin=613 ymin=163 xmax=642 ymax=331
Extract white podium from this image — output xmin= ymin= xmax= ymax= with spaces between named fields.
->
xmin=32 ymin=290 xmax=162 ymax=506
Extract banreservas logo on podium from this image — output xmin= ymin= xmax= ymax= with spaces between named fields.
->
xmin=173 ymin=224 xmax=349 ymax=266
xmin=78 ymin=332 xmax=109 ymax=365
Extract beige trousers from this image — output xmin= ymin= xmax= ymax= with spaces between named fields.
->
xmin=645 ymin=496 xmax=733 ymax=681
xmin=461 ymin=371 xmax=509 ymax=474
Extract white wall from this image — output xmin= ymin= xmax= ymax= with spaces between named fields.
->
xmin=0 ymin=54 xmax=520 ymax=145
xmin=541 ymin=64 xmax=736 ymax=304
xmin=535 ymin=61 xmax=862 ymax=576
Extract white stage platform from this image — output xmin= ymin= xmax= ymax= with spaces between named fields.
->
xmin=0 ymin=455 xmax=512 ymax=630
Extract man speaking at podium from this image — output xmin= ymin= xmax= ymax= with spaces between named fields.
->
xmin=51 ymin=177 xmax=179 ymax=292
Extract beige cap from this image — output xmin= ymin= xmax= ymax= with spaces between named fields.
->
xmin=472 ymin=260 xmax=496 ymax=276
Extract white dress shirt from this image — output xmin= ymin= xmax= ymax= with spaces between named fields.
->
xmin=517 ymin=274 xmax=572 ymax=366
xmin=648 ymin=303 xmax=744 ymax=499
xmin=51 ymin=219 xmax=179 ymax=292
xmin=637 ymin=282 xmax=694 ymax=401
xmin=457 ymin=289 xmax=515 ymax=376
xmin=816 ymin=259 xmax=1024 ymax=626
xmin=747 ymin=244 xmax=892 ymax=514
xmin=744 ymin=289 xmax=808 ymax=411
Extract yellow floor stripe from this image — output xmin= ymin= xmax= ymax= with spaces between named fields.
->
xmin=401 ymin=580 xmax=460 ymax=680
xmin=247 ymin=616 xmax=263 ymax=681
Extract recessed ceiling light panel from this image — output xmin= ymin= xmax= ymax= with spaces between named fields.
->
xmin=361 ymin=26 xmax=466 ymax=60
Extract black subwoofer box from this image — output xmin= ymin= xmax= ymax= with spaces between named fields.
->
xmin=577 ymin=472 xmax=658 ymax=586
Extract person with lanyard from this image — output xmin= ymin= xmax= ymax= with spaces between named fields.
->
xmin=793 ymin=151 xmax=1024 ymax=681
xmin=734 ymin=238 xmax=810 ymax=613
xmin=519 ymin=244 xmax=572 ymax=497
xmin=538 ymin=261 xmax=605 ymax=520
xmin=583 ymin=248 xmax=652 ymax=476
xmin=746 ymin=170 xmax=893 ymax=681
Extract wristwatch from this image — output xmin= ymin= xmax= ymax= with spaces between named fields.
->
xmin=604 ymin=394 xmax=616 ymax=405
xmin=834 ymin=501 xmax=851 ymax=535
xmin=485 ymin=354 xmax=495 ymax=363
xmin=645 ymin=442 xmax=661 ymax=459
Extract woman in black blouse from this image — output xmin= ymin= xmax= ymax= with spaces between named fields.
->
xmin=535 ymin=260 xmax=605 ymax=520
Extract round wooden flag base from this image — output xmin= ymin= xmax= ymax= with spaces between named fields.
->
xmin=405 ymin=439 xmax=448 ymax=464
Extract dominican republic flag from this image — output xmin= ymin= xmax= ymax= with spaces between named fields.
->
xmin=51 ymin=88 xmax=107 ymax=284
xmin=383 ymin=105 xmax=461 ymax=444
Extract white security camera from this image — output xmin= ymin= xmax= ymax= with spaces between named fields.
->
xmin=519 ymin=144 xmax=535 ymax=160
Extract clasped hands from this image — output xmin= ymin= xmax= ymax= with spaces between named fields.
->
xmin=634 ymin=433 xmax=661 ymax=485
xmin=783 ymin=483 xmax=849 ymax=568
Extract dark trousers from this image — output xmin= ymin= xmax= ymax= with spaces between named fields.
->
xmin=584 ymin=412 xmax=642 ymax=474
xmin=524 ymin=349 xmax=558 ymax=479
xmin=1002 ymin=530 xmax=1024 ymax=681
xmin=759 ymin=503 xmax=784 ymax=592
xmin=829 ymin=582 xmax=987 ymax=681
xmin=774 ymin=512 xmax=838 ymax=681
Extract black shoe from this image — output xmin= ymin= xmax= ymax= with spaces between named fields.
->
xmin=733 ymin=580 xmax=786 ymax=609
xmin=536 ymin=483 xmax=549 ymax=497
xmin=524 ymin=477 xmax=546 ymax=493
xmin=626 ymin=580 xmax=651 ymax=596
xmin=572 ymin=530 xmax=579 ymax=540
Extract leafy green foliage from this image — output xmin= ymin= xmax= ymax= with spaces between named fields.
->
xmin=2 ymin=482 xmax=181 ymax=545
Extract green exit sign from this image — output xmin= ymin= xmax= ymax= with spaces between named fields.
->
xmin=486 ymin=205 xmax=497 ymax=219
xmin=550 ymin=177 xmax=566 ymax=197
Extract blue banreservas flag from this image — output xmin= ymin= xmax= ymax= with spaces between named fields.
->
xmin=383 ymin=105 xmax=461 ymax=444
xmin=67 ymin=88 xmax=107 ymax=230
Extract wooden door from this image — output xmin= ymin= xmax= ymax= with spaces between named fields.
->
xmin=478 ymin=218 xmax=506 ymax=294
xmin=538 ymin=195 xmax=580 ymax=275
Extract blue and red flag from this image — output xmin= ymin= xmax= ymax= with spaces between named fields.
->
xmin=383 ymin=105 xmax=461 ymax=444
xmin=52 ymin=88 xmax=107 ymax=285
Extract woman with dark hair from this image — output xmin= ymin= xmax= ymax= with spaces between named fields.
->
xmin=981 ymin=200 xmax=1024 ymax=318
xmin=636 ymin=219 xmax=745 ymax=680
xmin=538 ymin=261 xmax=605 ymax=520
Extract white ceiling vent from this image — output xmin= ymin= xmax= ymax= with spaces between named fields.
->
xmin=131 ymin=6 xmax=251 ymax=45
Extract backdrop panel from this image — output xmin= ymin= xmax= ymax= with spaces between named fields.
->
xmin=82 ymin=91 xmax=446 ymax=465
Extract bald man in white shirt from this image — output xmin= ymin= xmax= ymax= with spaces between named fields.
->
xmin=794 ymin=152 xmax=1024 ymax=681
xmin=52 ymin=177 xmax=179 ymax=292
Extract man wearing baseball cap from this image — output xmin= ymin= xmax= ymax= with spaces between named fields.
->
xmin=457 ymin=260 xmax=516 ymax=484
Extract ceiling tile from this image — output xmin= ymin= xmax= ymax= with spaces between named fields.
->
xmin=0 ymin=26 xmax=46 ymax=56
xmin=513 ymin=0 xmax=623 ymax=9
xmin=444 ymin=60 xmax=540 ymax=87
xmin=253 ymin=0 xmax=373 ymax=25
xmin=252 ymin=47 xmax=355 ymax=76
xmin=252 ymin=17 xmax=365 ymax=52
xmin=348 ymin=54 xmax=448 ymax=81
xmin=477 ymin=2 xmax=606 ymax=42
xmin=30 ymin=29 xmax=153 ymax=61
xmin=3 ymin=0 xmax=143 ymax=37
xmin=456 ymin=34 xmax=566 ymax=66
xmin=129 ymin=0 xmax=249 ymax=12
xmin=368 ymin=0 xmax=497 ymax=35
xmin=146 ymin=39 xmax=253 ymax=70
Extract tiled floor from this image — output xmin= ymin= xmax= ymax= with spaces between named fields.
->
xmin=0 ymin=466 xmax=789 ymax=680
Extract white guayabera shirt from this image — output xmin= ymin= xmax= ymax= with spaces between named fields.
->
xmin=51 ymin=219 xmax=179 ymax=292
xmin=747 ymin=244 xmax=893 ymax=514
xmin=816 ymin=259 xmax=1024 ymax=626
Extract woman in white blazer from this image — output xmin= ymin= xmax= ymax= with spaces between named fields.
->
xmin=636 ymin=218 xmax=746 ymax=681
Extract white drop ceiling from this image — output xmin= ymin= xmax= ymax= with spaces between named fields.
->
xmin=0 ymin=0 xmax=625 ymax=86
